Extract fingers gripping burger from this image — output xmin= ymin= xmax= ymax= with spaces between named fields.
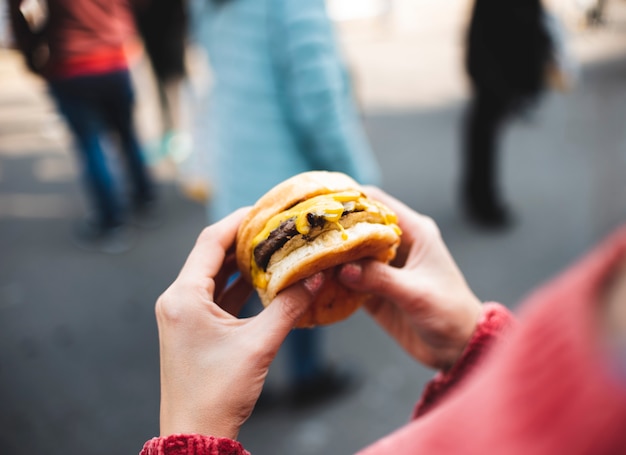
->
xmin=236 ymin=171 xmax=402 ymax=328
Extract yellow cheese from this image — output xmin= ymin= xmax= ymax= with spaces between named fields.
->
xmin=250 ymin=191 xmax=400 ymax=289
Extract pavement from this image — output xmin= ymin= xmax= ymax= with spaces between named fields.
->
xmin=1 ymin=1 xmax=626 ymax=454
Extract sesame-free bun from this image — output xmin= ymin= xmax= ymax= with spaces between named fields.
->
xmin=236 ymin=171 xmax=401 ymax=328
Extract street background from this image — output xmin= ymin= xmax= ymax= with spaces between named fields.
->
xmin=1 ymin=0 xmax=626 ymax=454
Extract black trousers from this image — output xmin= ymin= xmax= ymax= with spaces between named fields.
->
xmin=462 ymin=90 xmax=512 ymax=209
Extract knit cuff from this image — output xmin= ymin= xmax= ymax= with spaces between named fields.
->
xmin=413 ymin=302 xmax=515 ymax=418
xmin=140 ymin=434 xmax=250 ymax=455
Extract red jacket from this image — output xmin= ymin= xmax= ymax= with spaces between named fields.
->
xmin=8 ymin=0 xmax=135 ymax=79
xmin=141 ymin=227 xmax=626 ymax=455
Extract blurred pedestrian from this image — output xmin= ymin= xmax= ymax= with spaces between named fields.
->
xmin=132 ymin=0 xmax=190 ymax=162
xmin=8 ymin=0 xmax=158 ymax=253
xmin=461 ymin=0 xmax=553 ymax=228
xmin=585 ymin=0 xmax=609 ymax=27
xmin=189 ymin=0 xmax=382 ymax=405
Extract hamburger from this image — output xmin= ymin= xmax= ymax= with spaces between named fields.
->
xmin=236 ymin=171 xmax=402 ymax=328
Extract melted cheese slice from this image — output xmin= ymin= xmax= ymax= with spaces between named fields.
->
xmin=250 ymin=191 xmax=400 ymax=289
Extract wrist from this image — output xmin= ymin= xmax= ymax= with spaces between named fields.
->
xmin=160 ymin=403 xmax=241 ymax=441
xmin=436 ymin=295 xmax=484 ymax=371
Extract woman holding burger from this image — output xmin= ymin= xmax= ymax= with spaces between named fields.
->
xmin=141 ymin=187 xmax=626 ymax=454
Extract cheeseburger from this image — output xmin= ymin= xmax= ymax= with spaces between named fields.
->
xmin=236 ymin=171 xmax=401 ymax=328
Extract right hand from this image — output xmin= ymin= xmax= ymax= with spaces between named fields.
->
xmin=339 ymin=187 xmax=483 ymax=370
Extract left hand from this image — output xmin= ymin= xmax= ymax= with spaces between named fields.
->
xmin=156 ymin=208 xmax=322 ymax=439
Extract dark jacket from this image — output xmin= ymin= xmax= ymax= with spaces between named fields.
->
xmin=466 ymin=0 xmax=553 ymax=111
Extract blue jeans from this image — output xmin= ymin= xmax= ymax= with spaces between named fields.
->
xmin=49 ymin=70 xmax=155 ymax=228
xmin=287 ymin=326 xmax=323 ymax=383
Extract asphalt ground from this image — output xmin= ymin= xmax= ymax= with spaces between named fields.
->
xmin=1 ymin=2 xmax=626 ymax=454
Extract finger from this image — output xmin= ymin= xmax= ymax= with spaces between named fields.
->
xmin=338 ymin=260 xmax=418 ymax=310
xmin=178 ymin=207 xmax=250 ymax=285
xmin=249 ymin=273 xmax=324 ymax=346
xmin=214 ymin=252 xmax=241 ymax=298
xmin=217 ymin=276 xmax=254 ymax=316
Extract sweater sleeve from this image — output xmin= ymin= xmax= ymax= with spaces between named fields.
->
xmin=140 ymin=434 xmax=250 ymax=455
xmin=275 ymin=0 xmax=381 ymax=185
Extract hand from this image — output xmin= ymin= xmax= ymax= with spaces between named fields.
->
xmin=339 ymin=188 xmax=483 ymax=370
xmin=155 ymin=208 xmax=322 ymax=439
xmin=602 ymin=255 xmax=626 ymax=339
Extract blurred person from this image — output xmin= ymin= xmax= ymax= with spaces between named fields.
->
xmin=132 ymin=0 xmax=212 ymax=205
xmin=188 ymin=0 xmax=382 ymax=405
xmin=132 ymin=0 xmax=190 ymax=162
xmin=8 ymin=0 xmax=158 ymax=253
xmin=586 ymin=0 xmax=609 ymax=27
xmin=140 ymin=188 xmax=626 ymax=454
xmin=461 ymin=0 xmax=553 ymax=228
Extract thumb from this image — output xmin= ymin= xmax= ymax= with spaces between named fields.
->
xmin=251 ymin=273 xmax=324 ymax=344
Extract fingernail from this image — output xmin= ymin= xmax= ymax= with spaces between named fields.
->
xmin=340 ymin=263 xmax=362 ymax=283
xmin=304 ymin=272 xmax=324 ymax=295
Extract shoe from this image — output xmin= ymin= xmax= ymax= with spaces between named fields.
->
xmin=98 ymin=225 xmax=134 ymax=254
xmin=132 ymin=199 xmax=163 ymax=229
xmin=463 ymin=201 xmax=514 ymax=230
xmin=179 ymin=178 xmax=213 ymax=204
xmin=288 ymin=364 xmax=361 ymax=409
xmin=164 ymin=131 xmax=193 ymax=164
xmin=461 ymin=186 xmax=514 ymax=230
xmin=72 ymin=219 xmax=134 ymax=254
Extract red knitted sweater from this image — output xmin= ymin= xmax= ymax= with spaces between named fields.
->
xmin=141 ymin=227 xmax=626 ymax=455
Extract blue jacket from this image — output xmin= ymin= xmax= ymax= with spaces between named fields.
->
xmin=191 ymin=0 xmax=381 ymax=220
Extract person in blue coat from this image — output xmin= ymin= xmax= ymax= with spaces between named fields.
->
xmin=190 ymin=0 xmax=382 ymax=405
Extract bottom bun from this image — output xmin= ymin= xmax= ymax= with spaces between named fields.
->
xmin=287 ymin=277 xmax=370 ymax=328
xmin=257 ymin=222 xmax=399 ymax=327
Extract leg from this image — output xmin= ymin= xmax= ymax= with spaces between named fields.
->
xmin=156 ymin=76 xmax=184 ymax=134
xmin=461 ymin=91 xmax=512 ymax=227
xmin=157 ymin=75 xmax=193 ymax=163
xmin=49 ymin=79 xmax=123 ymax=228
xmin=286 ymin=328 xmax=323 ymax=383
xmin=285 ymin=327 xmax=358 ymax=407
xmin=101 ymin=70 xmax=156 ymax=208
